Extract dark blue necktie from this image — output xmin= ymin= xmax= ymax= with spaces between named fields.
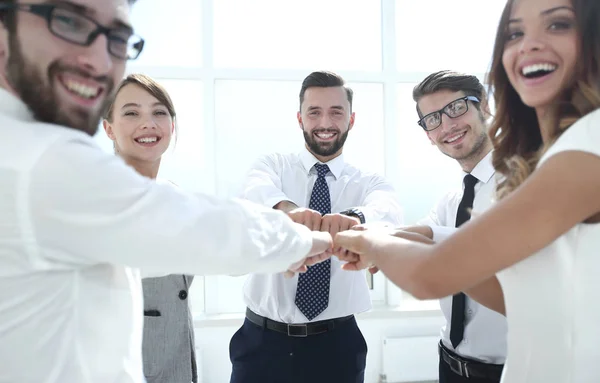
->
xmin=450 ymin=174 xmax=478 ymax=348
xmin=294 ymin=163 xmax=331 ymax=321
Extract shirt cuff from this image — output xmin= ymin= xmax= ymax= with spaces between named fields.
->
xmin=265 ymin=194 xmax=296 ymax=210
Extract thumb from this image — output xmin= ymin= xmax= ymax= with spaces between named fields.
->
xmin=333 ymin=230 xmax=365 ymax=254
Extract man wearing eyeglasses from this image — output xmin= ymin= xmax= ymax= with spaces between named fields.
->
xmin=0 ymin=1 xmax=334 ymax=382
xmin=395 ymin=70 xmax=507 ymax=383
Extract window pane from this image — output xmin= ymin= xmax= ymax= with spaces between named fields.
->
xmin=155 ymin=80 xmax=210 ymax=194
xmin=396 ymin=84 xmax=462 ymax=225
xmin=395 ymin=0 xmax=507 ymax=73
xmin=130 ymin=0 xmax=202 ymax=67
xmin=214 ymin=0 xmax=381 ymax=70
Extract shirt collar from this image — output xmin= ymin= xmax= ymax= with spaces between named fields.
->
xmin=299 ymin=147 xmax=345 ymax=179
xmin=466 ymin=150 xmax=495 ymax=184
xmin=0 ymin=87 xmax=35 ymax=122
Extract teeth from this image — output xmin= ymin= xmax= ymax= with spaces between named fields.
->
xmin=136 ymin=137 xmax=158 ymax=143
xmin=522 ymin=63 xmax=557 ymax=76
xmin=64 ymin=79 xmax=99 ymax=99
xmin=446 ymin=132 xmax=466 ymax=143
xmin=316 ymin=133 xmax=334 ymax=139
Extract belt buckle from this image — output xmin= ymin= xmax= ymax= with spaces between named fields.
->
xmin=447 ymin=353 xmax=469 ymax=378
xmin=287 ymin=323 xmax=308 ymax=337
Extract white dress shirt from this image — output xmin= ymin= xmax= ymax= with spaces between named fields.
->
xmin=0 ymin=89 xmax=317 ymax=383
xmin=418 ymin=151 xmax=507 ymax=364
xmin=241 ymin=148 xmax=403 ymax=323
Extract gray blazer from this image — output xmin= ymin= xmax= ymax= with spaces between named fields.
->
xmin=142 ymin=275 xmax=197 ymax=383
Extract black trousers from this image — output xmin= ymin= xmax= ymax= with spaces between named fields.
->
xmin=439 ymin=356 xmax=502 ymax=383
xmin=229 ymin=317 xmax=367 ymax=383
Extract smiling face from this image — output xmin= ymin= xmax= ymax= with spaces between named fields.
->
xmin=297 ymin=86 xmax=355 ymax=162
xmin=501 ymin=0 xmax=578 ymax=111
xmin=103 ymin=83 xmax=174 ymax=163
xmin=418 ymin=89 xmax=492 ymax=168
xmin=0 ymin=0 xmax=132 ymax=135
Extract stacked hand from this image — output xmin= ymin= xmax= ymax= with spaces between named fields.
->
xmin=284 ymin=207 xmax=361 ymax=277
xmin=285 ymin=231 xmax=334 ymax=278
xmin=287 ymin=207 xmax=361 ymax=238
xmin=333 ymin=225 xmax=435 ymax=272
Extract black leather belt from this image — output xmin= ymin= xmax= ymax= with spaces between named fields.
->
xmin=245 ymin=308 xmax=354 ymax=337
xmin=439 ymin=341 xmax=504 ymax=380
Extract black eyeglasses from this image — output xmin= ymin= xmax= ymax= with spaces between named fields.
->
xmin=417 ymin=96 xmax=480 ymax=131
xmin=0 ymin=3 xmax=144 ymax=60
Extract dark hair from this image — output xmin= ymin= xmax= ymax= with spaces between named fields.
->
xmin=104 ymin=73 xmax=176 ymax=123
xmin=487 ymin=0 xmax=600 ymax=199
xmin=0 ymin=0 xmax=138 ymax=33
xmin=412 ymin=70 xmax=488 ymax=118
xmin=299 ymin=71 xmax=353 ymax=111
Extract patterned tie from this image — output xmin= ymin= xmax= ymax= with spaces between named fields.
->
xmin=294 ymin=163 xmax=332 ymax=321
xmin=449 ymin=174 xmax=478 ymax=348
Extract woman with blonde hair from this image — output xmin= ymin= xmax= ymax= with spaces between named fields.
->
xmin=333 ymin=0 xmax=600 ymax=381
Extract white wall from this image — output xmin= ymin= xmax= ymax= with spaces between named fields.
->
xmin=194 ymin=309 xmax=445 ymax=383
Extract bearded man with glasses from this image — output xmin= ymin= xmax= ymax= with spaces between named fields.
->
xmin=0 ymin=1 xmax=335 ymax=382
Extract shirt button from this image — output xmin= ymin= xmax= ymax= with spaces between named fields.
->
xmin=178 ymin=290 xmax=188 ymax=300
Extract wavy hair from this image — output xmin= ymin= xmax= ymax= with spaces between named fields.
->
xmin=487 ymin=0 xmax=600 ymax=199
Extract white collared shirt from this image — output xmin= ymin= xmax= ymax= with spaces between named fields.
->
xmin=0 ymin=89 xmax=317 ymax=383
xmin=241 ymin=148 xmax=404 ymax=323
xmin=418 ymin=151 xmax=507 ymax=364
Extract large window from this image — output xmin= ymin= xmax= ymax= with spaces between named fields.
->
xmin=213 ymin=0 xmax=382 ymax=71
xmin=395 ymin=0 xmax=506 ymax=74
xmin=95 ymin=0 xmax=508 ymax=316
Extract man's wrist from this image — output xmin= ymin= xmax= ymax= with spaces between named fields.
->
xmin=339 ymin=208 xmax=365 ymax=224
xmin=274 ymin=200 xmax=299 ymax=213
xmin=399 ymin=225 xmax=433 ymax=239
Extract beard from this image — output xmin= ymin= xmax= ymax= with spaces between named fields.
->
xmin=6 ymin=35 xmax=114 ymax=136
xmin=444 ymin=128 xmax=489 ymax=162
xmin=302 ymin=125 xmax=349 ymax=158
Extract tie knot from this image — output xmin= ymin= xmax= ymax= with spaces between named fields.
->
xmin=464 ymin=174 xmax=478 ymax=189
xmin=314 ymin=163 xmax=330 ymax=177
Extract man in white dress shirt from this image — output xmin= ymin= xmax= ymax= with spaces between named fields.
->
xmin=0 ymin=1 xmax=333 ymax=383
xmin=229 ymin=71 xmax=403 ymax=383
xmin=404 ymin=71 xmax=507 ymax=382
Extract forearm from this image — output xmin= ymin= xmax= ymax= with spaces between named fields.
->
xmin=372 ymin=237 xmax=437 ymax=300
xmin=397 ymin=225 xmax=434 ymax=240
xmin=464 ymin=277 xmax=506 ymax=315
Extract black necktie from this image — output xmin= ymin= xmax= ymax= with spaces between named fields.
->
xmin=449 ymin=174 xmax=478 ymax=348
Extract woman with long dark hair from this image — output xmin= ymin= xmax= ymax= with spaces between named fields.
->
xmin=333 ymin=0 xmax=600 ymax=381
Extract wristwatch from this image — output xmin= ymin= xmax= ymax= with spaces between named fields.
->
xmin=340 ymin=208 xmax=365 ymax=224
